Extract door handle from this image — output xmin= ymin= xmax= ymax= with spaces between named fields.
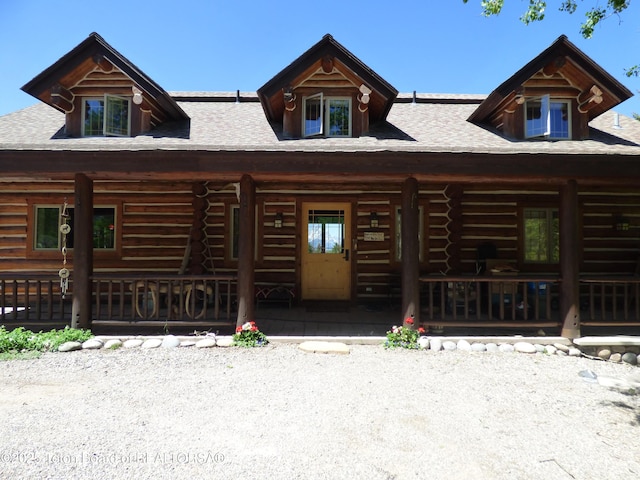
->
xmin=344 ymin=249 xmax=350 ymax=261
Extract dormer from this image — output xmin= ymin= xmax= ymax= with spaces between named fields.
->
xmin=21 ymin=32 xmax=189 ymax=138
xmin=257 ymin=34 xmax=397 ymax=139
xmin=468 ymin=35 xmax=633 ymax=141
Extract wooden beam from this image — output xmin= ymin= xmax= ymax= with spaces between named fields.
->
xmin=542 ymin=56 xmax=566 ymax=77
xmin=560 ymin=179 xmax=580 ymax=338
xmin=578 ymin=85 xmax=603 ymax=113
xmin=401 ymin=177 xmax=420 ymax=327
xmin=51 ymin=84 xmax=74 ymax=103
xmin=92 ymin=54 xmax=114 ymax=73
xmin=50 ymin=95 xmax=74 ymax=113
xmin=71 ymin=173 xmax=93 ymax=330
xmin=236 ymin=174 xmax=256 ymax=327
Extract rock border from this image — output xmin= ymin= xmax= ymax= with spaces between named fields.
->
xmin=55 ymin=334 xmax=640 ymax=367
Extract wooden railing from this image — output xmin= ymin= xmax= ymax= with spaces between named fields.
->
xmin=92 ymin=274 xmax=237 ymax=322
xmin=580 ymin=276 xmax=640 ymax=325
xmin=0 ymin=274 xmax=71 ymax=324
xmin=418 ymin=275 xmax=561 ymax=326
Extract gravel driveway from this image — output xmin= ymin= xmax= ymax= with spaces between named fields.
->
xmin=1 ymin=344 xmax=639 ymax=480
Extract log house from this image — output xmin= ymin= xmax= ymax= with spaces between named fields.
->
xmin=0 ymin=32 xmax=639 ymax=336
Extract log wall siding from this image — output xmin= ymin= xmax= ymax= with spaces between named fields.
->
xmin=1 ymin=179 xmax=638 ymax=304
xmin=0 ymin=180 xmax=193 ymax=274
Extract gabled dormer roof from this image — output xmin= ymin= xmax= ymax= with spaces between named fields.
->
xmin=257 ymin=34 xmax=398 ymax=125
xmin=21 ymin=32 xmax=189 ymax=127
xmin=468 ymin=35 xmax=633 ymax=128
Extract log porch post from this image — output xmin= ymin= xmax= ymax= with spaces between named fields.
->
xmin=236 ymin=174 xmax=256 ymax=327
xmin=560 ymin=179 xmax=580 ymax=338
xmin=71 ymin=173 xmax=93 ymax=330
xmin=401 ymin=177 xmax=420 ymax=326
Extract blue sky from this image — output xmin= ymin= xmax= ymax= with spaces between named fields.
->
xmin=1 ymin=0 xmax=638 ymax=117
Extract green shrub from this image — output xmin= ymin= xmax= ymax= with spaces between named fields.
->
xmin=0 ymin=325 xmax=92 ymax=354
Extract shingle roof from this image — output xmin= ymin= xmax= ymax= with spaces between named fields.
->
xmin=1 ymin=93 xmax=639 ymax=156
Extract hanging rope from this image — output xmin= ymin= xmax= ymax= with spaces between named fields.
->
xmin=59 ymin=198 xmax=71 ymax=298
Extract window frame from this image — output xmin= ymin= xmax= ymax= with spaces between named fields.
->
xmin=228 ymin=204 xmax=258 ymax=262
xmin=82 ymin=94 xmax=131 ymax=137
xmin=27 ymin=199 xmax=122 ymax=259
xmin=302 ymin=94 xmax=352 ymax=138
xmin=525 ymin=95 xmax=571 ymax=140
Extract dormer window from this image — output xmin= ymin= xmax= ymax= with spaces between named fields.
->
xmin=525 ymin=95 xmax=570 ymax=139
xmin=303 ymin=94 xmax=351 ymax=137
xmin=83 ymin=95 xmax=131 ymax=137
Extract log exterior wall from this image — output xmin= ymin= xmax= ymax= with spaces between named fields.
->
xmin=1 ymin=180 xmax=638 ymax=305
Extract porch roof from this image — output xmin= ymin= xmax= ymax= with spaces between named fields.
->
xmin=1 ymin=91 xmax=639 ymax=157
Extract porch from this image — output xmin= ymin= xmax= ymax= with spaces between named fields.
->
xmin=1 ymin=273 xmax=638 ymax=337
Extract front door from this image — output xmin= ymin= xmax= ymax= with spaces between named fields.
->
xmin=301 ymin=202 xmax=351 ymax=300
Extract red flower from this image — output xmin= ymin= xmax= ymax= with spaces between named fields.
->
xmin=405 ymin=318 xmax=414 ymax=325
xmin=249 ymin=321 xmax=256 ymax=326
xmin=235 ymin=326 xmax=243 ymax=333
xmin=418 ymin=327 xmax=425 ymax=334
xmin=250 ymin=326 xmax=258 ymax=332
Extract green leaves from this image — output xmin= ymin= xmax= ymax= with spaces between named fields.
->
xmin=0 ymin=325 xmax=93 ymax=354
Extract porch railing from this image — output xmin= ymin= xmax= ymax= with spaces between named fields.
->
xmin=580 ymin=276 xmax=640 ymax=325
xmin=92 ymin=274 xmax=237 ymax=323
xmin=418 ymin=275 xmax=561 ymax=327
xmin=0 ymin=274 xmax=70 ymax=325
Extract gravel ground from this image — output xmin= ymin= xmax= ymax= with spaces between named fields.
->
xmin=1 ymin=344 xmax=639 ymax=480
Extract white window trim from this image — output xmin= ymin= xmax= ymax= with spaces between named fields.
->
xmin=525 ymin=95 xmax=571 ymax=140
xmin=302 ymin=94 xmax=352 ymax=138
xmin=82 ymin=94 xmax=131 ymax=137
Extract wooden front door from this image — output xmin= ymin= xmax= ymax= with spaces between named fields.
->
xmin=301 ymin=202 xmax=351 ymax=300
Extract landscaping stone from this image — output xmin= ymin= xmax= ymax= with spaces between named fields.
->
xmin=596 ymin=348 xmax=611 ymax=360
xmin=104 ymin=339 xmax=122 ymax=349
xmin=621 ymin=352 xmax=638 ymax=365
xmin=195 ymin=338 xmax=217 ymax=348
xmin=298 ymin=341 xmax=350 ymax=355
xmin=568 ymin=347 xmax=582 ymax=357
xmin=429 ymin=338 xmax=442 ymax=352
xmin=611 ymin=345 xmax=626 ymax=354
xmin=556 ymin=350 xmax=567 ymax=356
xmin=544 ymin=345 xmax=557 ymax=355
xmin=533 ymin=344 xmax=545 ymax=353
xmin=442 ymin=341 xmax=457 ymax=351
xmin=58 ymin=341 xmax=82 ymax=352
xmin=554 ymin=343 xmax=570 ymax=353
xmin=123 ymin=339 xmax=144 ymax=349
xmin=417 ymin=337 xmax=429 ymax=349
xmin=457 ymin=339 xmax=471 ymax=351
xmin=141 ymin=339 xmax=162 ymax=349
xmin=216 ymin=337 xmax=234 ymax=347
xmin=180 ymin=340 xmax=196 ymax=347
xmin=82 ymin=339 xmax=103 ymax=350
xmin=485 ymin=343 xmax=498 ymax=353
xmin=514 ymin=342 xmax=537 ymax=354
xmin=498 ymin=343 xmax=515 ymax=353
xmin=471 ymin=343 xmax=486 ymax=352
xmin=609 ymin=353 xmax=622 ymax=363
xmin=162 ymin=335 xmax=181 ymax=348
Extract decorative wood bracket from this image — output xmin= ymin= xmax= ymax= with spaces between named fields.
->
xmin=578 ymin=85 xmax=603 ymax=113
xmin=50 ymin=83 xmax=75 ymax=113
xmin=92 ymin=54 xmax=114 ymax=73
xmin=542 ymin=56 xmax=566 ymax=77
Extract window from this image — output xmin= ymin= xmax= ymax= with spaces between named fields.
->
xmin=395 ymin=206 xmax=424 ymax=262
xmin=303 ymin=94 xmax=351 ymax=137
xmin=525 ymin=95 xmax=570 ymax=139
xmin=229 ymin=205 xmax=258 ymax=261
xmin=523 ymin=208 xmax=559 ymax=263
xmin=33 ymin=205 xmax=116 ymax=251
xmin=307 ymin=209 xmax=345 ymax=254
xmin=83 ymin=95 xmax=131 ymax=137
